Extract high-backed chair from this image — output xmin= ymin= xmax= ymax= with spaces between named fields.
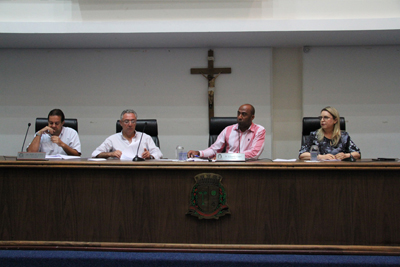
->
xmin=116 ymin=119 xmax=160 ymax=148
xmin=302 ymin=117 xmax=346 ymax=146
xmin=35 ymin=118 xmax=78 ymax=133
xmin=209 ymin=117 xmax=237 ymax=147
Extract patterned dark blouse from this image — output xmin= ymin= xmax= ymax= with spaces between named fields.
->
xmin=299 ymin=131 xmax=361 ymax=156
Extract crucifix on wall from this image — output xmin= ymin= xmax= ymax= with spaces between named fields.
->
xmin=191 ymin=50 xmax=231 ymax=121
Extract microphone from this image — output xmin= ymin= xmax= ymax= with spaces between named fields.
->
xmin=343 ymin=135 xmax=356 ymax=162
xmin=132 ymin=122 xmax=147 ymax=162
xmin=347 ymin=152 xmax=356 ymax=162
xmin=343 ymin=153 xmax=356 ymax=162
xmin=21 ymin=123 xmax=31 ymax=152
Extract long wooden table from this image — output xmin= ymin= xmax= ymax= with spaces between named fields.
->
xmin=1 ymin=157 xmax=400 ymax=254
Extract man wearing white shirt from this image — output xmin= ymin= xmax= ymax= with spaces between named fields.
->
xmin=92 ymin=109 xmax=163 ymax=159
xmin=27 ymin=109 xmax=81 ymax=156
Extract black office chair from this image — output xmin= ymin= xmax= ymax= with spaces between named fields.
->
xmin=35 ymin=118 xmax=78 ymax=133
xmin=302 ymin=117 xmax=346 ymax=146
xmin=116 ymin=119 xmax=160 ymax=148
xmin=209 ymin=117 xmax=237 ymax=147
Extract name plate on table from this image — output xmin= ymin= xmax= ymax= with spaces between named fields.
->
xmin=17 ymin=152 xmax=47 ymax=161
xmin=216 ymin=153 xmax=245 ymax=162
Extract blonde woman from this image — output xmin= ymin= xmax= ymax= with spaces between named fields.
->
xmin=299 ymin=106 xmax=361 ymax=161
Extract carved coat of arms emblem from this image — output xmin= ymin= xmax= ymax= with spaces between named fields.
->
xmin=187 ymin=173 xmax=230 ymax=219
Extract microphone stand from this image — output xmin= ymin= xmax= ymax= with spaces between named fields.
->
xmin=21 ymin=123 xmax=31 ymax=152
xmin=343 ymin=135 xmax=356 ymax=162
xmin=132 ymin=122 xmax=147 ymax=162
xmin=17 ymin=122 xmax=46 ymax=160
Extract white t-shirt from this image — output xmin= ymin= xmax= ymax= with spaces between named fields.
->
xmin=29 ymin=126 xmax=81 ymax=155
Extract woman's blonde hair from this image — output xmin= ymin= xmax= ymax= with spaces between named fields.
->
xmin=316 ymin=106 xmax=341 ymax=146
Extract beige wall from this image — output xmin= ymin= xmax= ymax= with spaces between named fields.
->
xmin=272 ymin=48 xmax=303 ymax=159
xmin=1 ymin=0 xmax=399 ymax=159
xmin=0 ymin=48 xmax=272 ymax=159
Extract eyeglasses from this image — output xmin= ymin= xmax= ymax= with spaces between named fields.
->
xmin=318 ymin=116 xmax=332 ymax=121
xmin=122 ymin=120 xmax=136 ymax=124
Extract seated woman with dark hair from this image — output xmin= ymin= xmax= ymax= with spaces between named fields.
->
xmin=299 ymin=106 xmax=361 ymax=161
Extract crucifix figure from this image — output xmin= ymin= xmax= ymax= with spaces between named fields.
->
xmin=191 ymin=50 xmax=231 ymax=121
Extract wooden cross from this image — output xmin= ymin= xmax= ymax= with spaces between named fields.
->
xmin=191 ymin=50 xmax=231 ymax=121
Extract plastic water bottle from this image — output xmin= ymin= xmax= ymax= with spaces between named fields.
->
xmin=310 ymin=145 xmax=319 ymax=161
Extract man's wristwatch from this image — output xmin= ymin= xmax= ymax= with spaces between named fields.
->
xmin=35 ymin=132 xmax=42 ymax=137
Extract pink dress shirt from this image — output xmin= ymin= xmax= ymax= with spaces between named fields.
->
xmin=200 ymin=123 xmax=265 ymax=160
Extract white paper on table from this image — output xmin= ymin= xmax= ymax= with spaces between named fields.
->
xmin=45 ymin=154 xmax=62 ymax=159
xmin=120 ymin=142 xmax=146 ymax=160
xmin=186 ymin=158 xmax=209 ymax=162
xmin=120 ymin=153 xmax=133 ymax=160
xmin=46 ymin=154 xmax=80 ymax=159
xmin=186 ymin=158 xmax=204 ymax=162
xmin=88 ymin=158 xmax=106 ymax=161
xmin=273 ymin=158 xmax=297 ymax=162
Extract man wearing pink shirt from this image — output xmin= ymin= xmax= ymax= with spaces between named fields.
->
xmin=188 ymin=104 xmax=266 ymax=160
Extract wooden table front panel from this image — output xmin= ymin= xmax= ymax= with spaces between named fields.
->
xmin=0 ymin=163 xmax=399 ymax=246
